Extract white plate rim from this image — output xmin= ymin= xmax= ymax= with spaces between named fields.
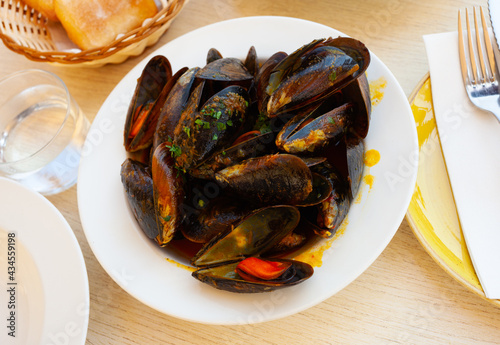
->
xmin=77 ymin=16 xmax=418 ymax=325
xmin=0 ymin=177 xmax=89 ymax=344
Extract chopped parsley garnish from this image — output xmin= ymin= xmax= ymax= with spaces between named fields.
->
xmin=166 ymin=143 xmax=182 ymax=157
xmin=254 ymin=111 xmax=271 ymax=134
xmin=212 ymin=134 xmax=218 ymax=140
xmin=202 ymin=106 xmax=223 ymax=120
xmin=216 ymin=122 xmax=226 ymax=131
xmin=195 ymin=119 xmax=210 ymax=129
xmin=162 ymin=215 xmax=172 ymax=222
xmin=183 ymin=126 xmax=191 ymax=137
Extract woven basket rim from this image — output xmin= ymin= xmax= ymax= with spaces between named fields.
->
xmin=0 ymin=0 xmax=186 ymax=64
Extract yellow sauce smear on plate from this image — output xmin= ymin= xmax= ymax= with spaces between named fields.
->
xmin=361 ymin=149 xmax=380 ymax=193
xmin=363 ymin=174 xmax=375 ymax=190
xmin=165 ymin=257 xmax=196 ymax=272
xmin=369 ymin=77 xmax=387 ymax=107
xmin=364 ymin=149 xmax=380 ymax=167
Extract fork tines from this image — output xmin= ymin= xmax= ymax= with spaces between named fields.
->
xmin=458 ymin=7 xmax=497 ymax=86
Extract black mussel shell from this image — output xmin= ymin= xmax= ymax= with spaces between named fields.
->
xmin=120 ymin=159 xmax=157 ymax=239
xmin=192 ymin=259 xmax=313 ymax=293
xmin=182 ymin=197 xmax=252 ymax=244
xmin=173 ymin=84 xmax=250 ymax=172
xmin=124 ymin=55 xmax=172 ymax=152
xmin=153 ymin=67 xmax=197 ymax=150
xmin=215 ymin=154 xmax=313 ymax=206
xmin=152 ymin=143 xmax=185 ymax=246
xmin=191 ymin=205 xmax=300 ymax=268
xmin=311 ymin=162 xmax=350 ymax=237
xmin=189 ymin=131 xmax=277 ymax=180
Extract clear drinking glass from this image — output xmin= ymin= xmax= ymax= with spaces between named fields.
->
xmin=0 ymin=69 xmax=90 ymax=195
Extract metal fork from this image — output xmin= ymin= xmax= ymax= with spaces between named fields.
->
xmin=458 ymin=7 xmax=500 ymax=122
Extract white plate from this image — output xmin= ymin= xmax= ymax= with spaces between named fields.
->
xmin=0 ymin=177 xmax=89 ymax=344
xmin=78 ymin=16 xmax=418 ymax=325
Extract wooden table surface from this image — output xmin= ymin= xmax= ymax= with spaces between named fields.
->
xmin=2 ymin=0 xmax=500 ymax=344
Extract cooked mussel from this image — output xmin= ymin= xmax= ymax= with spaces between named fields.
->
xmin=265 ymin=37 xmax=370 ymax=117
xmin=311 ymin=161 xmax=350 ymax=237
xmin=153 ymin=67 xmax=197 ymax=150
xmin=189 ymin=131 xmax=277 ymax=179
xmin=192 ymin=257 xmax=313 ymax=293
xmin=124 ymin=55 xmax=173 ymax=152
xmin=342 ymin=73 xmax=371 ymax=142
xmin=215 ymin=153 xmax=313 ymax=206
xmin=196 ymin=57 xmax=254 ymax=91
xmin=255 ymin=51 xmax=288 ymax=115
xmin=173 ymin=83 xmax=250 ymax=172
xmin=276 ymin=102 xmax=354 ymax=154
xmin=120 ymin=159 xmax=157 ymax=239
xmin=192 ymin=205 xmax=300 ymax=267
xmin=151 ymin=142 xmax=185 ymax=246
xmin=191 ymin=205 xmax=313 ymax=292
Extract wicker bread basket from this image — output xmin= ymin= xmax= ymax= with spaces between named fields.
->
xmin=0 ymin=0 xmax=186 ymax=67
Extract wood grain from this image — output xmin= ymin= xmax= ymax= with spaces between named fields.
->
xmin=1 ymin=0 xmax=500 ymax=343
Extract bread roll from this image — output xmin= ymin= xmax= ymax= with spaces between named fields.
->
xmin=23 ymin=0 xmax=58 ymax=22
xmin=54 ymin=0 xmax=158 ymax=51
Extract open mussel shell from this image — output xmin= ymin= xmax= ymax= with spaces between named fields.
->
xmin=256 ymin=51 xmax=288 ymax=115
xmin=215 ymin=154 xmax=313 ymax=206
xmin=266 ymin=37 xmax=370 ymax=117
xmin=153 ymin=67 xmax=197 ymax=150
xmin=173 ymin=83 xmax=250 ymax=172
xmin=325 ymin=36 xmax=371 ymax=75
xmin=277 ymin=102 xmax=354 ymax=154
xmin=192 ymin=258 xmax=313 ymax=293
xmin=191 ymin=205 xmax=300 ymax=268
xmin=120 ymin=159 xmax=157 ymax=240
xmin=151 ymin=143 xmax=185 ymax=246
xmin=189 ymin=131 xmax=277 ymax=179
xmin=342 ymin=73 xmax=371 ymax=141
xmin=266 ymin=39 xmax=323 ymax=97
xmin=124 ymin=55 xmax=173 ymax=152
xmin=310 ymin=161 xmax=350 ymax=237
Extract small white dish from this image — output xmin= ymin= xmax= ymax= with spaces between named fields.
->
xmin=0 ymin=177 xmax=89 ymax=344
xmin=78 ymin=16 xmax=418 ymax=325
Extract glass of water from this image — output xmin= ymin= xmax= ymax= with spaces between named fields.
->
xmin=0 ymin=69 xmax=90 ymax=195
